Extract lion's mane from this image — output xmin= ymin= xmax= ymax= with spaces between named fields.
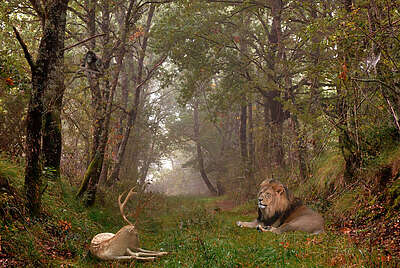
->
xmin=257 ymin=179 xmax=302 ymax=226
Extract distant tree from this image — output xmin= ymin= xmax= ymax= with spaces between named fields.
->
xmin=106 ymin=5 xmax=166 ymax=187
xmin=193 ymin=86 xmax=218 ymax=195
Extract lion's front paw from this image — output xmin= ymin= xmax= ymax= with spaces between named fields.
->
xmin=256 ymin=225 xmax=271 ymax=232
xmin=236 ymin=221 xmax=243 ymax=227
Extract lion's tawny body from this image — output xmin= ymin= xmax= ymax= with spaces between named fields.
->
xmin=237 ymin=179 xmax=324 ymax=234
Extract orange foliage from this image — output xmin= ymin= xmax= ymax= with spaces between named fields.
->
xmin=5 ymin=77 xmax=14 ymax=86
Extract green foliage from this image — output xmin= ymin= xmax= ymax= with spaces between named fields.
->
xmin=2 ymin=0 xmax=400 ymax=265
xmin=294 ymin=151 xmax=344 ymax=203
xmin=0 ymin=156 xmax=22 ymax=186
xmin=361 ymin=125 xmax=400 ymax=163
xmin=0 ymin=57 xmax=29 ymax=157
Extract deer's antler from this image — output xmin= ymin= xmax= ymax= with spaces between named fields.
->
xmin=118 ymin=187 xmax=136 ymax=226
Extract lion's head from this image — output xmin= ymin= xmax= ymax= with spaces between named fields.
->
xmin=257 ymin=179 xmax=300 ymax=224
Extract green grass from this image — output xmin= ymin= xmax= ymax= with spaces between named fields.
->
xmin=0 ymin=157 xmax=397 ymax=267
xmin=76 ymin=196 xmax=396 ymax=267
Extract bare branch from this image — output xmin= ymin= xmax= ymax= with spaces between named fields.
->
xmin=351 ymin=77 xmax=395 ymax=91
xmin=63 ymin=33 xmax=106 ymax=51
xmin=137 ymin=0 xmax=175 ymax=9
xmin=12 ymin=26 xmax=35 ymax=71
xmin=135 ymin=55 xmax=167 ymax=91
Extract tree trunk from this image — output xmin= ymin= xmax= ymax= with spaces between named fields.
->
xmin=216 ymin=132 xmax=228 ymax=196
xmin=41 ymin=0 xmax=68 ymax=183
xmin=239 ymin=104 xmax=248 ymax=167
xmin=239 ymin=103 xmax=250 ymax=188
xmin=77 ymin=152 xmax=101 ymax=198
xmin=139 ymin=138 xmax=155 ymax=185
xmin=99 ymin=157 xmax=110 ymax=185
xmin=107 ymin=5 xmax=156 ymax=186
xmin=337 ymin=0 xmax=361 ymax=183
xmin=42 ymin=60 xmax=65 ymax=180
xmin=193 ymin=96 xmax=217 ymax=195
xmin=262 ymin=0 xmax=285 ymax=170
xmin=107 ymin=111 xmax=133 ymax=186
xmin=292 ymin=116 xmax=308 ymax=181
xmin=24 ymin=69 xmax=44 ymax=216
xmin=263 ymin=96 xmax=272 ymax=172
xmin=266 ymin=91 xmax=285 ymax=167
xmin=78 ymin=2 xmax=110 ymax=205
xmin=14 ymin=0 xmax=69 ymax=215
xmin=82 ymin=0 xmax=142 ymax=205
xmin=248 ymin=102 xmax=255 ymax=176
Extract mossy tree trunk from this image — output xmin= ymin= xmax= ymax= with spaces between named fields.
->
xmin=76 ymin=152 xmax=102 ymax=198
xmin=42 ymin=75 xmax=64 ymax=180
xmin=13 ymin=0 xmax=69 ymax=216
xmin=78 ymin=0 xmax=138 ymax=205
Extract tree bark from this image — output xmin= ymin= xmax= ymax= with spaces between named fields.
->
xmin=139 ymin=138 xmax=155 ymax=185
xmin=14 ymin=0 xmax=69 ymax=215
xmin=77 ymin=1 xmax=112 ymax=204
xmin=292 ymin=116 xmax=308 ymax=181
xmin=42 ymin=45 xmax=66 ymax=180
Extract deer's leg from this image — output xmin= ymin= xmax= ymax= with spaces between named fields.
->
xmin=127 ymin=248 xmax=157 ymax=259
xmin=114 ymin=255 xmax=155 ymax=261
xmin=137 ymin=248 xmax=168 ymax=256
xmin=127 ymin=248 xmax=166 ymax=257
xmin=114 ymin=256 xmax=136 ymax=260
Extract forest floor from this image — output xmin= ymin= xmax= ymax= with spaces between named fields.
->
xmin=1 ymin=157 xmax=399 ymax=267
xmin=78 ymin=195 xmax=397 ymax=267
xmin=2 ymin=192 xmax=398 ymax=267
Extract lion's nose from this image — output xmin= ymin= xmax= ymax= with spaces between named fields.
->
xmin=258 ymin=198 xmax=263 ymax=202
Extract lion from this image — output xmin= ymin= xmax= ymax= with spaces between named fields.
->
xmin=236 ymin=179 xmax=324 ymax=234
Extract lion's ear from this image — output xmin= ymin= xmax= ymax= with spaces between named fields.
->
xmin=275 ymin=185 xmax=285 ymax=195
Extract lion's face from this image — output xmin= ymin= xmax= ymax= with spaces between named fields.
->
xmin=257 ymin=179 xmax=291 ymax=219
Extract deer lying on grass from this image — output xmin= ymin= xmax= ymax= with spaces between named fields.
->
xmin=89 ymin=187 xmax=168 ymax=261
